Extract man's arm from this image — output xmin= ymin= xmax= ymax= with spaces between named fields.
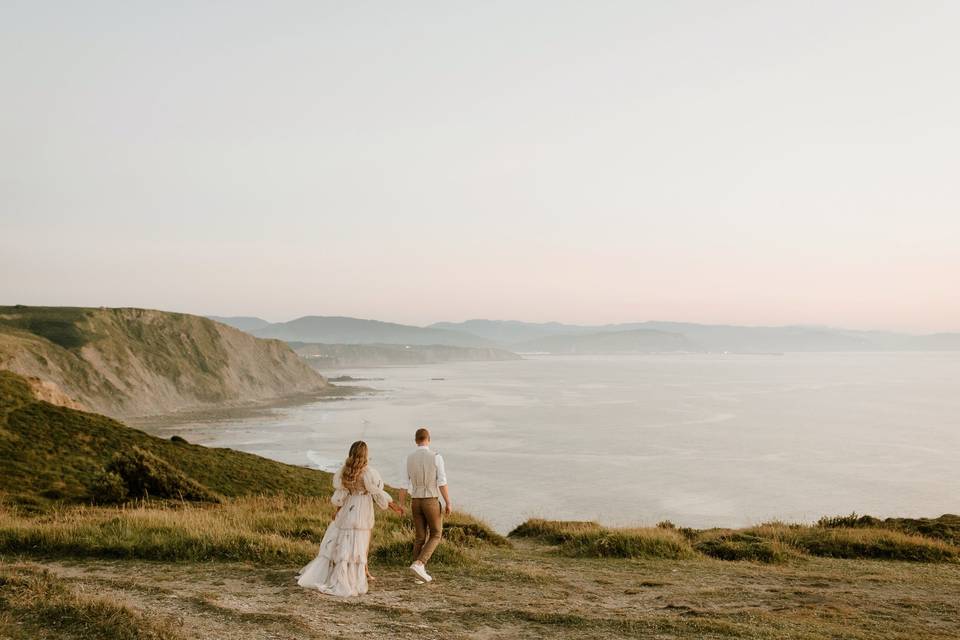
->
xmin=439 ymin=485 xmax=452 ymax=515
xmin=436 ymin=453 xmax=451 ymax=514
xmin=398 ymin=453 xmax=409 ymax=508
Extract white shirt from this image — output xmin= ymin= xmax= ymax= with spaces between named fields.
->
xmin=403 ymin=445 xmax=447 ymax=491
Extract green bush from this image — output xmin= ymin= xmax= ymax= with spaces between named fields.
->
xmin=817 ymin=513 xmax=880 ymax=528
xmin=106 ymin=447 xmax=220 ymax=503
xmin=509 ymin=519 xmax=603 ymax=544
xmin=694 ymin=531 xmax=789 ymax=563
xmin=89 ymin=471 xmax=128 ymax=504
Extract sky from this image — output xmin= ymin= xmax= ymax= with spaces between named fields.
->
xmin=2 ymin=1 xmax=958 ymax=332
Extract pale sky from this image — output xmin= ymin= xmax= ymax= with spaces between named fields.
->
xmin=2 ymin=1 xmax=958 ymax=332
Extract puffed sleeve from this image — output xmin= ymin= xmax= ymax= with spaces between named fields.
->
xmin=330 ymin=466 xmax=348 ymax=507
xmin=363 ymin=467 xmax=393 ymax=510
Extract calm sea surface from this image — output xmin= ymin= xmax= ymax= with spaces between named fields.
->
xmin=147 ymin=353 xmax=960 ymax=533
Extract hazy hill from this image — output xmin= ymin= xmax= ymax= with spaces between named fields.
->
xmin=429 ymin=319 xmax=597 ymax=344
xmin=291 ymin=342 xmax=521 ymax=368
xmin=432 ymin=319 xmax=960 ymax=353
xmin=513 ymin=329 xmax=697 ymax=354
xmin=207 ymin=315 xmax=272 ymax=332
xmin=0 ymin=306 xmax=329 ymax=418
xmin=253 ymin=316 xmax=495 ymax=347
xmin=636 ymin=321 xmax=873 ymax=352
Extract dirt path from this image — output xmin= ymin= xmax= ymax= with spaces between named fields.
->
xmin=31 ymin=544 xmax=960 ymax=639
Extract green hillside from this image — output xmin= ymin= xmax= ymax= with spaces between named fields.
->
xmin=0 ymin=371 xmax=331 ymax=508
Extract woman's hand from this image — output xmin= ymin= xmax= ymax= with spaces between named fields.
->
xmin=388 ymin=501 xmax=404 ymax=516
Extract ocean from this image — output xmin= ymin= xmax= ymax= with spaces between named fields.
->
xmin=146 ymin=353 xmax=960 ymax=533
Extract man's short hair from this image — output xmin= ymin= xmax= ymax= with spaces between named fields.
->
xmin=415 ymin=428 xmax=430 ymax=443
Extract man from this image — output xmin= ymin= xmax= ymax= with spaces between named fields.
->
xmin=398 ymin=427 xmax=451 ymax=583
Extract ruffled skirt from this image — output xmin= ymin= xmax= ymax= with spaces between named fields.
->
xmin=297 ymin=494 xmax=373 ymax=597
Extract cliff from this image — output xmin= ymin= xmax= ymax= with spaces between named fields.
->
xmin=0 ymin=306 xmax=329 ymax=418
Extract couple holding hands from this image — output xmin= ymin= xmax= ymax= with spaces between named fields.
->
xmin=297 ymin=427 xmax=451 ymax=596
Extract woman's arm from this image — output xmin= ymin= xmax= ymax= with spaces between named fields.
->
xmin=364 ymin=468 xmax=404 ymax=515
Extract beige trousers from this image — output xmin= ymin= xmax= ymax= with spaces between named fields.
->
xmin=411 ymin=497 xmax=443 ymax=565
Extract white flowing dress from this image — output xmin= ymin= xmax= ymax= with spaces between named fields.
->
xmin=297 ymin=465 xmax=392 ymax=597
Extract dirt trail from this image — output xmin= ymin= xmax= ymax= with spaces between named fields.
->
xmin=34 ymin=544 xmax=960 ymax=639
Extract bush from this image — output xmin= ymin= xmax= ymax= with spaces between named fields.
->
xmin=509 ymin=519 xmax=603 ymax=544
xmin=89 ymin=471 xmax=129 ymax=504
xmin=694 ymin=531 xmax=790 ymax=563
xmin=106 ymin=447 xmax=220 ymax=503
xmin=817 ymin=513 xmax=880 ymax=529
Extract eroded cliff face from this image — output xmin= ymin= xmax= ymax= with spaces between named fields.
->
xmin=0 ymin=307 xmax=328 ymax=418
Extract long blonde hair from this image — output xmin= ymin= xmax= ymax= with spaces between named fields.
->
xmin=341 ymin=440 xmax=369 ymax=489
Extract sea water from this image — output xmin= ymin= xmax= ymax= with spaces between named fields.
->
xmin=148 ymin=353 xmax=960 ymax=533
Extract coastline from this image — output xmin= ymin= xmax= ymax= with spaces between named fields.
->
xmin=127 ymin=383 xmax=376 ymax=430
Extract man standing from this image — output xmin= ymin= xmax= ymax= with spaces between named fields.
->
xmin=398 ymin=427 xmax=451 ymax=583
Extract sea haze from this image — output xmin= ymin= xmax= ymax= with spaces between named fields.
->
xmin=150 ymin=353 xmax=960 ymax=533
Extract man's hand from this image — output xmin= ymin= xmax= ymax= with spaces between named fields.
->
xmin=439 ymin=485 xmax=452 ymax=515
xmin=388 ymin=501 xmax=404 ymax=516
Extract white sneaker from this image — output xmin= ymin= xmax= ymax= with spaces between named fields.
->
xmin=409 ymin=562 xmax=432 ymax=582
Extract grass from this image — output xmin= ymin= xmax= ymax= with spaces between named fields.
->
xmin=0 ymin=371 xmax=332 ymax=508
xmin=0 ymin=496 xmax=505 ymax=567
xmin=818 ymin=512 xmax=960 ymax=546
xmin=693 ymin=530 xmax=794 ymax=563
xmin=747 ymin=522 xmax=960 ymax=562
xmin=0 ymin=563 xmax=183 ymax=640
xmin=511 ymin=518 xmax=960 ymax=564
xmin=0 ymin=306 xmax=93 ymax=349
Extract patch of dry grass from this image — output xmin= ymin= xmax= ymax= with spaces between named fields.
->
xmin=511 ymin=518 xmax=960 ymax=563
xmin=0 ymin=563 xmax=183 ymax=640
xmin=510 ymin=519 xmax=695 ymax=559
xmin=747 ymin=522 xmax=959 ymax=562
xmin=0 ymin=497 xmax=503 ymax=567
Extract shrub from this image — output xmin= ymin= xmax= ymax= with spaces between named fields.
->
xmin=817 ymin=513 xmax=880 ymax=529
xmin=106 ymin=447 xmax=220 ymax=503
xmin=694 ymin=531 xmax=790 ymax=563
xmin=509 ymin=519 xmax=603 ymax=544
xmin=89 ymin=471 xmax=129 ymax=504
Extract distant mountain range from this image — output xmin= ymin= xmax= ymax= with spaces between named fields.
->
xmin=207 ymin=316 xmax=272 ymax=332
xmin=215 ymin=316 xmax=495 ymax=347
xmin=209 ymin=315 xmax=960 ymax=354
xmin=290 ymin=342 xmax=521 ymax=368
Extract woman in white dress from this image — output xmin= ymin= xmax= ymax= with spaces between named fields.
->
xmin=298 ymin=441 xmax=403 ymax=597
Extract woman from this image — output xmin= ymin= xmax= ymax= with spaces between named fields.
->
xmin=298 ymin=441 xmax=403 ymax=597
